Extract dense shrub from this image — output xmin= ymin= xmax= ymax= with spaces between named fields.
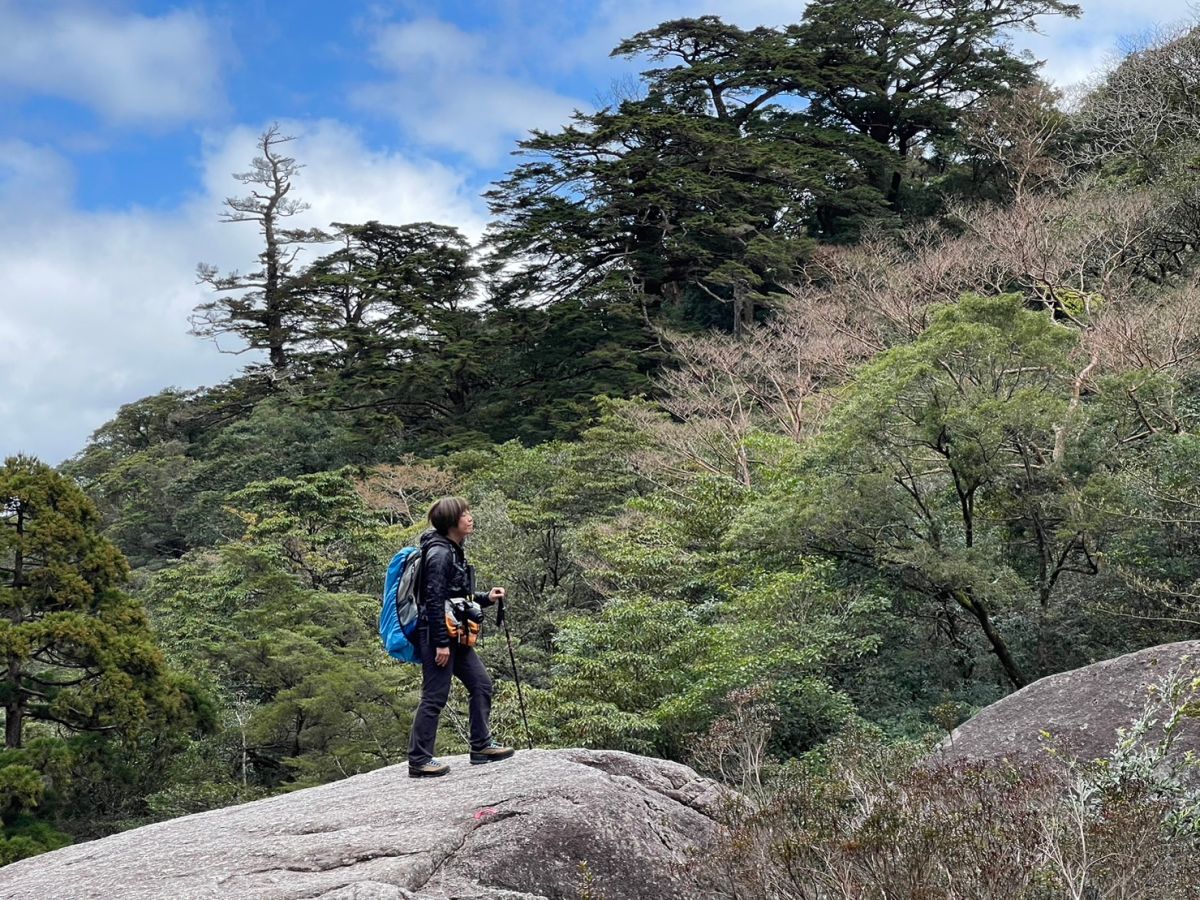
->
xmin=693 ymin=673 xmax=1200 ymax=900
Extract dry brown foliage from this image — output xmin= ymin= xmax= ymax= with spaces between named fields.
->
xmin=1087 ymin=278 xmax=1200 ymax=375
xmin=695 ymin=714 xmax=1200 ymax=900
xmin=353 ymin=461 xmax=458 ymax=527
xmin=626 ymin=42 xmax=1200 ymax=490
xmin=1076 ymin=24 xmax=1200 ymax=169
xmin=689 ymin=685 xmax=781 ymax=795
xmin=963 ymin=82 xmax=1071 ymax=196
xmin=790 ymin=223 xmax=990 ymax=350
xmin=957 ymin=188 xmax=1147 ymax=306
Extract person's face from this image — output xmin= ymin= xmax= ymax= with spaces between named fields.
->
xmin=457 ymin=509 xmax=474 ymax=536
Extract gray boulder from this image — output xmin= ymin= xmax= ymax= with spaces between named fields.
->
xmin=0 ymin=749 xmax=734 ymax=900
xmin=937 ymin=640 xmax=1200 ymax=768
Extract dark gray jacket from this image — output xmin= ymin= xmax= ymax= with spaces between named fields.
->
xmin=418 ymin=528 xmax=492 ymax=648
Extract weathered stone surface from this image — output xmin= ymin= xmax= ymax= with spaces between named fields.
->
xmin=936 ymin=641 xmax=1200 ymax=767
xmin=0 ymin=749 xmax=731 ymax=900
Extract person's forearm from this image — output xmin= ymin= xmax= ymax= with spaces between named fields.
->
xmin=428 ymin=603 xmax=450 ymax=647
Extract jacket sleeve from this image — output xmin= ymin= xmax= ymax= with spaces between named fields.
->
xmin=422 ymin=545 xmax=452 ymax=648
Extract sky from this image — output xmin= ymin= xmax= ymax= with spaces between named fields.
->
xmin=1 ymin=0 xmax=1195 ymax=465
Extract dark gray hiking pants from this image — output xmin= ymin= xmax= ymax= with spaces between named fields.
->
xmin=407 ymin=634 xmax=494 ymax=766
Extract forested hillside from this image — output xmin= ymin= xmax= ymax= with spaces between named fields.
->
xmin=6 ymin=1 xmax=1200 ymax=890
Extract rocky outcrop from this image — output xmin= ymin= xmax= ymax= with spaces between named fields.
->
xmin=0 ymin=749 xmax=734 ymax=900
xmin=937 ymin=641 xmax=1200 ymax=768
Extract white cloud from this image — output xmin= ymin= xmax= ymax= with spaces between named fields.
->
xmin=0 ymin=2 xmax=226 ymax=125
xmin=355 ymin=18 xmax=585 ymax=164
xmin=0 ymin=140 xmax=76 ymax=211
xmin=0 ymin=122 xmax=488 ymax=465
xmin=1025 ymin=0 xmax=1198 ymax=87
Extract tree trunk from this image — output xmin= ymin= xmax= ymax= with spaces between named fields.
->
xmin=5 ymin=658 xmax=22 ymax=750
xmin=733 ymin=285 xmax=754 ymax=337
xmin=954 ymin=590 xmax=1028 ymax=689
xmin=887 ymin=135 xmax=908 ymax=209
xmin=260 ymin=131 xmax=294 ymax=373
xmin=6 ymin=506 xmax=24 ymax=748
xmin=263 ymin=168 xmax=287 ymax=372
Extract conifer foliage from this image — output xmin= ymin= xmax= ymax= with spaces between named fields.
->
xmin=0 ymin=456 xmax=204 ymax=860
xmin=0 ymin=456 xmax=194 ymax=750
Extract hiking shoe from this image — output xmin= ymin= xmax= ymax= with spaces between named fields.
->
xmin=470 ymin=741 xmax=515 ymax=765
xmin=409 ymin=758 xmax=450 ymax=778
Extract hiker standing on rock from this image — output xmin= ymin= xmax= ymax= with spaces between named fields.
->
xmin=408 ymin=497 xmax=515 ymax=777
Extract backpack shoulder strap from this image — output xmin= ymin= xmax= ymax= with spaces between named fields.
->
xmin=416 ymin=544 xmax=430 ymax=610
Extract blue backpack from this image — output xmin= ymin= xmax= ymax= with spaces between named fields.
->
xmin=379 ymin=546 xmax=424 ymax=663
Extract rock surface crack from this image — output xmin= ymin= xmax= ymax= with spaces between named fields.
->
xmin=217 ymin=848 xmax=422 ymax=885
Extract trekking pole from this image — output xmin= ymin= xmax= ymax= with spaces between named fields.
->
xmin=497 ymin=597 xmax=534 ymax=750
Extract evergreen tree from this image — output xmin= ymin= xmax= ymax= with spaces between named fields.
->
xmin=0 ymin=456 xmax=207 ymax=859
xmin=735 ymin=295 xmax=1096 ymax=688
xmin=145 ymin=469 xmax=416 ymax=791
xmin=793 ymin=0 xmax=1081 ymax=211
xmin=0 ymin=456 xmax=198 ymax=749
xmin=476 ymin=299 xmax=658 ymax=445
xmin=486 ymin=18 xmax=825 ymax=334
xmin=289 ymin=220 xmax=654 ymax=450
xmin=486 ymin=7 xmax=1079 ymax=332
xmin=291 ymin=221 xmax=479 ymax=378
xmin=283 ymin=220 xmax=487 ymax=447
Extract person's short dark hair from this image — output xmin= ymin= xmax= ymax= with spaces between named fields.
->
xmin=429 ymin=496 xmax=471 ymax=535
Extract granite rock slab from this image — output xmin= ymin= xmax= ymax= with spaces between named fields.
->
xmin=937 ymin=640 xmax=1200 ymax=768
xmin=0 ymin=749 xmax=733 ymax=900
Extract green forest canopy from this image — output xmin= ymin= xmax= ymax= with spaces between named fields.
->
xmin=6 ymin=1 xmax=1200 ymax=881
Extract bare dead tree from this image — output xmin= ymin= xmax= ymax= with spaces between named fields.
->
xmin=1066 ymin=23 xmax=1200 ymax=284
xmin=613 ymin=397 xmax=754 ymax=492
xmin=792 ymin=223 xmax=992 ymax=350
xmin=193 ymin=124 xmax=329 ymax=371
xmin=949 ymin=184 xmax=1157 ymax=313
